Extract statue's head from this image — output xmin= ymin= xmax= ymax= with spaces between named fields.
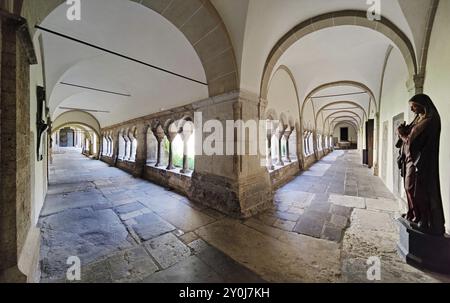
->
xmin=409 ymin=94 xmax=434 ymax=116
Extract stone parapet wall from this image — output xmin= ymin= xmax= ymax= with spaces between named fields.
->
xmin=270 ymin=161 xmax=300 ymax=190
xmin=143 ymin=165 xmax=192 ymax=197
xmin=116 ymin=159 xmax=136 ymax=176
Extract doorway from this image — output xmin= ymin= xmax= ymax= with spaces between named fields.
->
xmin=340 ymin=127 xmax=349 ymax=141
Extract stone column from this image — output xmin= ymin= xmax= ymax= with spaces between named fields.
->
xmin=284 ymin=129 xmax=293 ymax=163
xmin=267 ymin=133 xmax=275 ymax=171
xmin=180 ymin=128 xmax=193 ymax=174
xmin=153 ymin=128 xmax=165 ymax=168
xmin=276 ymin=126 xmax=286 ymax=166
xmin=165 ymin=131 xmax=177 ymax=171
xmin=133 ymin=124 xmax=147 ymax=177
xmin=124 ymin=134 xmax=130 ymax=161
xmin=113 ymin=131 xmax=120 ymax=166
xmin=190 ymin=90 xmax=273 ymax=218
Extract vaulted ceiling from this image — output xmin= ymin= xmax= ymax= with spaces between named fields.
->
xmin=38 ymin=0 xmax=208 ymax=127
xmin=36 ymin=0 xmax=433 ymax=131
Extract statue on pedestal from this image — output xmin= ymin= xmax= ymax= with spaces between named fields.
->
xmin=396 ymin=94 xmax=445 ymax=235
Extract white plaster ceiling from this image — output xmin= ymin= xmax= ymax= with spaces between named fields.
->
xmin=276 ymin=26 xmax=394 ymax=101
xmin=311 ymin=86 xmax=372 ymax=114
xmin=211 ymin=0 xmax=431 ymax=95
xmin=38 ymin=0 xmax=208 ymax=127
xmin=273 ymin=26 xmax=397 ymax=127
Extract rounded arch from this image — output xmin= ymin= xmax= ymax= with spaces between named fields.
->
xmin=330 ymin=116 xmax=361 ymax=128
xmin=178 ymin=115 xmax=195 ymax=131
xmin=52 ymin=123 xmax=96 ymax=138
xmin=333 ymin=121 xmax=359 ymax=135
xmin=268 ymin=64 xmax=302 ymax=130
xmin=270 ymin=65 xmax=301 ymax=105
xmin=164 ymin=119 xmax=177 ymax=134
xmin=52 ymin=110 xmax=101 ymax=136
xmin=22 ymin=0 xmax=238 ymax=97
xmin=279 ymin=113 xmax=288 ymax=127
xmin=264 ymin=108 xmax=279 ymax=121
xmin=302 ymin=81 xmax=378 ymax=117
xmin=323 ymin=110 xmax=364 ymax=127
xmin=315 ymin=101 xmax=368 ymax=123
xmin=260 ymin=10 xmax=418 ymax=99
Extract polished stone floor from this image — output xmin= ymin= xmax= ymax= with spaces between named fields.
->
xmin=39 ymin=148 xmax=449 ymax=283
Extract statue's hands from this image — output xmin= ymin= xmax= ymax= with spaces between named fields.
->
xmin=397 ymin=122 xmax=408 ymax=136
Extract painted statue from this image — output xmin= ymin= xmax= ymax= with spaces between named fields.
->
xmin=396 ymin=94 xmax=445 ymax=235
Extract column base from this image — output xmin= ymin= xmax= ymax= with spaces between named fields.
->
xmin=189 ymin=172 xmax=273 ymax=218
xmin=397 ymin=217 xmax=450 ymax=274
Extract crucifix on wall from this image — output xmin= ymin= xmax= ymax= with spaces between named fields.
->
xmin=36 ymin=86 xmax=49 ymax=161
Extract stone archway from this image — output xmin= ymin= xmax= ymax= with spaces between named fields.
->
xmin=260 ymin=10 xmax=418 ymax=100
xmin=21 ymin=0 xmax=238 ymax=97
xmin=323 ymin=110 xmax=363 ymax=128
xmin=315 ymin=101 xmax=368 ymax=125
xmin=302 ymin=81 xmax=377 ymax=118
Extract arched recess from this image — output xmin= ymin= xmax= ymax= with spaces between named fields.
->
xmin=330 ymin=116 xmax=361 ymax=129
xmin=302 ymin=81 xmax=377 ymax=118
xmin=315 ymin=101 xmax=368 ymax=126
xmin=52 ymin=110 xmax=101 ymax=137
xmin=267 ymin=64 xmax=302 ymax=128
xmin=21 ymin=0 xmax=239 ymax=97
xmin=260 ymin=10 xmax=418 ymax=100
xmin=323 ymin=110 xmax=363 ymax=129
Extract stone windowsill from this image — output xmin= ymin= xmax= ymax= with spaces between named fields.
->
xmin=146 ymin=163 xmax=193 ymax=178
xmin=118 ymin=158 xmax=136 ymax=163
xmin=269 ymin=159 xmax=299 ymax=173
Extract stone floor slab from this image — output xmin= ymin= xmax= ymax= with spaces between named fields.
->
xmin=144 ymin=233 xmax=191 ymax=269
xmin=141 ymin=256 xmax=224 ymax=283
xmin=366 ymin=198 xmax=400 ymax=212
xmin=131 ymin=213 xmax=176 ymax=242
xmin=329 ymin=194 xmax=366 ymax=209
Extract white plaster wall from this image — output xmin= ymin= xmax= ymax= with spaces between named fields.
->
xmin=266 ymin=68 xmax=300 ymax=126
xmin=302 ymin=102 xmax=315 ymax=132
xmin=423 ymin=0 xmax=450 ymax=233
xmin=377 ymin=48 xmax=410 ymax=195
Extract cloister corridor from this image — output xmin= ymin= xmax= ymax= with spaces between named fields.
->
xmin=3 ymin=0 xmax=450 ymax=285
xmin=38 ymin=148 xmax=445 ymax=283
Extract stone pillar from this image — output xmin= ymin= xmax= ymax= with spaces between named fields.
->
xmin=190 ymin=90 xmax=273 ymax=218
xmin=124 ymin=134 xmax=130 ymax=161
xmin=180 ymin=129 xmax=193 ymax=174
xmin=153 ymin=128 xmax=165 ymax=168
xmin=266 ymin=133 xmax=274 ymax=171
xmin=165 ymin=130 xmax=177 ymax=171
xmin=284 ymin=129 xmax=293 ymax=163
xmin=276 ymin=126 xmax=286 ymax=166
xmin=133 ymin=124 xmax=147 ymax=177
xmin=277 ymin=135 xmax=284 ymax=166
xmin=113 ymin=131 xmax=120 ymax=165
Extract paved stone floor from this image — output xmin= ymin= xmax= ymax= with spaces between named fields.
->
xmin=39 ymin=148 xmax=450 ymax=283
